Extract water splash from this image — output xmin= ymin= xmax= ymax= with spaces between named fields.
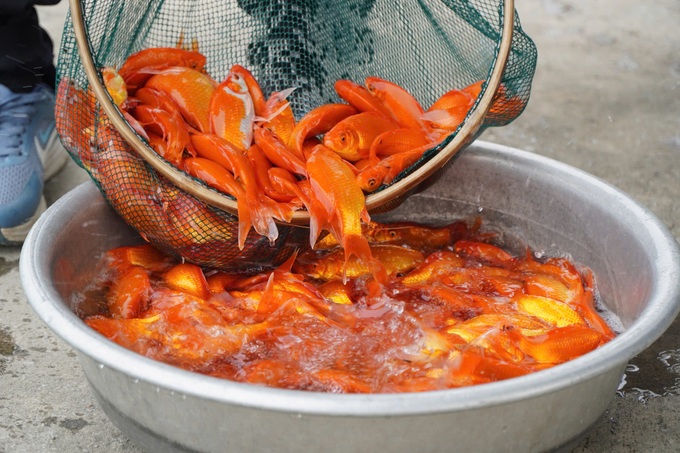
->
xmin=617 ymin=348 xmax=680 ymax=402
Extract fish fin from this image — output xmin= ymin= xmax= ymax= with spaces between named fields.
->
xmin=256 ymin=273 xmax=277 ymax=318
xmin=235 ymin=198 xmax=252 ymax=250
xmin=360 ymin=207 xmax=371 ymax=225
xmin=257 ymin=88 xmax=297 ymax=124
xmin=343 ymin=234 xmax=387 ymax=285
xmin=276 ymin=250 xmax=299 ymax=274
xmin=421 ymin=109 xmax=464 ymax=129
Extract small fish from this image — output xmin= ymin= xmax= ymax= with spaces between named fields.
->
xmin=107 ymin=266 xmax=151 ymax=319
xmin=369 ymin=221 xmax=453 ymax=248
xmin=400 ymin=251 xmax=465 ymax=286
xmin=163 ymin=263 xmax=211 ymax=300
xmin=182 ymin=157 xmax=252 ymax=249
xmin=105 ymin=244 xmax=176 ymax=274
xmin=368 ymin=127 xmax=431 ymax=159
xmin=305 ymin=145 xmax=386 ymax=283
xmin=356 ymin=143 xmax=430 ymax=192
xmin=209 ymin=70 xmax=255 ymax=150
xmin=253 ymin=126 xmax=308 ymax=177
xmin=513 ymin=325 xmax=605 ymax=364
xmin=102 ymin=67 xmax=128 ymax=107
xmin=294 ymin=244 xmax=424 ymax=281
xmin=260 ymin=87 xmax=297 ymax=145
xmin=288 ymin=103 xmax=358 ymax=157
xmin=365 ymin=76 xmax=429 ymax=132
xmin=515 ymin=295 xmax=585 ymax=328
xmin=118 ymin=47 xmax=207 ymax=90
xmin=454 ymin=240 xmax=516 ymax=267
xmin=145 ymin=66 xmax=216 ymax=133
xmin=318 ymin=280 xmax=355 ymax=305
xmin=323 ymin=111 xmax=398 ymax=162
xmin=334 ymin=79 xmax=392 ymax=118
xmin=229 ymin=64 xmax=266 ymax=116
xmin=421 ymin=87 xmax=474 ymax=131
xmin=132 ymin=104 xmax=193 ymax=166
xmin=246 ymin=144 xmax=294 ymax=202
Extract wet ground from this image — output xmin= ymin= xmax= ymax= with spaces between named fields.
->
xmin=1 ymin=0 xmax=679 ymax=452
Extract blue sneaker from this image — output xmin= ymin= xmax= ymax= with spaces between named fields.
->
xmin=0 ymin=83 xmax=68 ymax=245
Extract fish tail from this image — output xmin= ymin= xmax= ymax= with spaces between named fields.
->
xmin=235 ymin=198 xmax=252 ymax=250
xmin=343 ymin=234 xmax=387 ymax=284
xmin=249 ymin=196 xmax=279 ymax=244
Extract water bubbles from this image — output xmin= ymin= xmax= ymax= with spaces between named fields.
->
xmin=97 ymin=363 xmax=104 ymax=370
xmin=617 ymin=350 xmax=680 ymax=400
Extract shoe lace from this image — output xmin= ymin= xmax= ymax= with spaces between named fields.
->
xmin=0 ymin=90 xmax=43 ymax=158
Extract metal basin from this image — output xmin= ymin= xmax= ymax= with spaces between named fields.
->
xmin=20 ymin=141 xmax=680 ymax=453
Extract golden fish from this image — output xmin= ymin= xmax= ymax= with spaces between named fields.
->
xmin=294 ymin=244 xmax=424 ymax=281
xmin=323 ymin=111 xmax=398 ymax=162
xmin=305 ymin=145 xmax=386 ymax=283
xmin=209 ymin=69 xmax=255 ymax=150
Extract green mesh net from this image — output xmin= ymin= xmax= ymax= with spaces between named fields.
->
xmin=55 ymin=0 xmax=537 ymax=271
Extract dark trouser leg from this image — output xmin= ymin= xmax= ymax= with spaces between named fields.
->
xmin=0 ymin=0 xmax=62 ymax=93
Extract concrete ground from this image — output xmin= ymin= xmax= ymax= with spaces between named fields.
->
xmin=1 ymin=0 xmax=679 ymax=451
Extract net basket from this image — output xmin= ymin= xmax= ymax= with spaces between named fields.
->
xmin=55 ymin=0 xmax=537 ymax=271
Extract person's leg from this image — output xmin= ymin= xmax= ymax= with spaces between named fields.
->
xmin=0 ymin=0 xmax=67 ymax=245
xmin=0 ymin=0 xmax=61 ymax=92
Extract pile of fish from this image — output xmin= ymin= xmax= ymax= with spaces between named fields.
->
xmin=99 ymin=46 xmax=513 ymax=260
xmin=81 ymin=220 xmax=616 ymax=393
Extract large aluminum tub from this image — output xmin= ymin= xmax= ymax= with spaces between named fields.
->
xmin=20 ymin=141 xmax=680 ymax=452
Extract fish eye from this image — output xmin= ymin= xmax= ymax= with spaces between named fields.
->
xmin=388 ymin=230 xmax=397 ymax=238
xmin=340 ymin=134 xmax=346 ymax=143
xmin=368 ymin=178 xmax=376 ymax=187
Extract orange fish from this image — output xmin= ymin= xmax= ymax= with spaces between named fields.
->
xmin=246 ymin=144 xmax=289 ymax=202
xmin=267 ymin=167 xmax=310 ymax=206
xmin=105 ymin=244 xmax=176 ymax=274
xmin=369 ymin=221 xmax=453 ymax=249
xmin=305 ymin=145 xmax=386 ymax=283
xmin=260 ymin=87 xmax=297 ymax=145
xmin=295 ymin=244 xmax=424 ymax=281
xmin=229 ymin=64 xmax=266 ymax=116
xmin=365 ymin=76 xmax=428 ymax=132
xmin=288 ymin=103 xmax=357 ymax=157
xmin=55 ymin=79 xmax=96 ymax=169
xmin=163 ymin=263 xmax=211 ymax=300
xmin=253 ymin=126 xmax=307 ymax=177
xmin=209 ymin=70 xmax=255 ymax=150
xmin=515 ymin=295 xmax=585 ymax=328
xmin=400 ymin=251 xmax=465 ymax=286
xmin=356 ymin=143 xmax=431 ymax=192
xmin=513 ymin=325 xmax=605 ymax=364
xmin=182 ymin=157 xmax=252 ymax=249
xmin=118 ymin=47 xmax=207 ymax=91
xmin=368 ymin=127 xmax=431 ymax=159
xmin=132 ymin=104 xmax=193 ymax=166
xmin=191 ymin=133 xmax=278 ymax=242
xmin=421 ymin=87 xmax=474 ymax=131
xmin=334 ymin=79 xmax=392 ymax=118
xmin=107 ymin=266 xmax=151 ymax=319
xmin=323 ymin=111 xmax=398 ymax=162
xmin=145 ymin=66 xmax=216 ymax=133
xmin=101 ymin=67 xmax=128 ymax=108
